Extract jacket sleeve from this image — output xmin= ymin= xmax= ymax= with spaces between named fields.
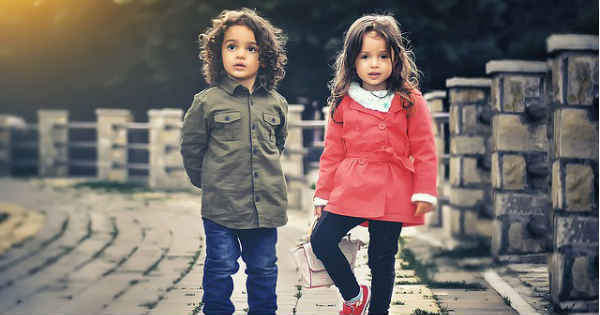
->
xmin=314 ymin=104 xmax=346 ymax=200
xmin=180 ymin=94 xmax=208 ymax=188
xmin=275 ymin=95 xmax=288 ymax=153
xmin=407 ymin=92 xmax=438 ymax=198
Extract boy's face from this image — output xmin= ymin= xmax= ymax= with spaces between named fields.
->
xmin=222 ymin=25 xmax=260 ymax=91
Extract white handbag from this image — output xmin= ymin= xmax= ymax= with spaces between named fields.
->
xmin=290 ymin=218 xmax=364 ymax=288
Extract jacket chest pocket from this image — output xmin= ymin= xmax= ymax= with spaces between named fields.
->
xmin=262 ymin=113 xmax=281 ymax=142
xmin=214 ymin=111 xmax=241 ymax=141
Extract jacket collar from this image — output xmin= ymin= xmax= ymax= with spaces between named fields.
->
xmin=219 ymin=75 xmax=268 ymax=96
xmin=347 ymin=92 xmax=407 ymax=120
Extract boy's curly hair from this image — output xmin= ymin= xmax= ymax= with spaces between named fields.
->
xmin=198 ymin=8 xmax=287 ymax=91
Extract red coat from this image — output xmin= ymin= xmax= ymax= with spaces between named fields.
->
xmin=315 ymin=90 xmax=437 ymax=226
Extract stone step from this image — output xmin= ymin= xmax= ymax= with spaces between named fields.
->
xmin=507 ymin=263 xmax=547 ymax=274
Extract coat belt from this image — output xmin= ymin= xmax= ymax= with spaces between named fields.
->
xmin=346 ymin=148 xmax=415 ymax=172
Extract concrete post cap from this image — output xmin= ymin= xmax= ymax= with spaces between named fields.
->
xmin=445 ymin=77 xmax=491 ymax=88
xmin=37 ymin=110 xmax=68 ymax=117
xmin=424 ymin=90 xmax=447 ymax=101
xmin=288 ymin=104 xmax=305 ymax=112
xmin=148 ymin=109 xmax=183 ymax=118
xmin=547 ymin=34 xmax=599 ymax=53
xmin=485 ymin=60 xmax=548 ymax=75
xmin=0 ymin=115 xmax=26 ymax=127
xmin=95 ymin=109 xmax=132 ymax=117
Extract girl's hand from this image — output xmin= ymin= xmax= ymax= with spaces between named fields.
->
xmin=314 ymin=206 xmax=324 ymax=218
xmin=414 ymin=201 xmax=433 ymax=216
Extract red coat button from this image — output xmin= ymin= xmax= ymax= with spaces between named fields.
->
xmin=378 ymin=123 xmax=386 ymax=130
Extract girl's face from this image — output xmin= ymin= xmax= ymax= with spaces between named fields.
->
xmin=221 ymin=24 xmax=260 ymax=90
xmin=354 ymin=31 xmax=393 ymax=91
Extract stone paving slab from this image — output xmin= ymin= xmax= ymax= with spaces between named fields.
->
xmin=0 ymin=208 xmax=67 ymax=271
xmin=0 ymin=203 xmax=45 ymax=256
xmin=0 ymin=234 xmax=117 ymax=312
xmin=0 ymin=178 xmax=533 ymax=315
xmin=54 ymin=273 xmax=142 ymax=315
xmin=0 ymin=209 xmax=90 ymax=290
xmin=494 ymin=263 xmax=552 ymax=314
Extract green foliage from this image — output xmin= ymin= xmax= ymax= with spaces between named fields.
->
xmin=72 ymin=181 xmax=151 ymax=193
xmin=398 ymin=237 xmax=486 ymax=290
xmin=431 ymin=239 xmax=490 ymax=259
xmin=0 ymin=0 xmax=597 ymax=122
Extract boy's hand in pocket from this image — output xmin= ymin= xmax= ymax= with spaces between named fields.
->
xmin=414 ymin=201 xmax=433 ymax=216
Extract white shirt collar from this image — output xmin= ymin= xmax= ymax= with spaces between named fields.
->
xmin=348 ymin=82 xmax=394 ymax=113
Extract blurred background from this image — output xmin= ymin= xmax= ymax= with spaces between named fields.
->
xmin=0 ymin=0 xmax=598 ymax=123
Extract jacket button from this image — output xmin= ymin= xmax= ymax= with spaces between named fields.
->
xmin=378 ymin=123 xmax=386 ymax=130
xmin=252 ymin=124 xmax=256 ymax=130
xmin=254 ymin=172 xmax=259 ymax=178
xmin=359 ymin=159 xmax=365 ymax=165
xmin=253 ymin=148 xmax=257 ymax=154
xmin=271 ymin=118 xmax=276 ymax=123
xmin=255 ymin=196 xmax=261 ymax=202
xmin=225 ymin=116 xmax=230 ymax=121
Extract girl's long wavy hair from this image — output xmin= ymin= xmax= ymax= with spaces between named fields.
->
xmin=198 ymin=8 xmax=287 ymax=91
xmin=328 ymin=14 xmax=421 ymax=121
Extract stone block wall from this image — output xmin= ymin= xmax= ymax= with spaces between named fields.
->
xmin=424 ymin=91 xmax=449 ymax=227
xmin=487 ymin=60 xmax=553 ymax=261
xmin=445 ymin=78 xmax=493 ymax=239
xmin=38 ymin=110 xmax=69 ymax=177
xmin=0 ymin=116 xmax=24 ymax=176
xmin=547 ymin=34 xmax=598 ymax=311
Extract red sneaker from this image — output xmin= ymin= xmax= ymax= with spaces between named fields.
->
xmin=339 ymin=285 xmax=370 ymax=315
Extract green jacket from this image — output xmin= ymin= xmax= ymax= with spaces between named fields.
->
xmin=180 ymin=77 xmax=288 ymax=229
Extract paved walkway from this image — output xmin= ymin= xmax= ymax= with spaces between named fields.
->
xmin=0 ymin=178 xmax=521 ymax=315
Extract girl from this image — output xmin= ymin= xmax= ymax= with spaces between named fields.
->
xmin=310 ymin=14 xmax=437 ymax=315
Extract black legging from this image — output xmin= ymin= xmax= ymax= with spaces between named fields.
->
xmin=310 ymin=211 xmax=403 ymax=315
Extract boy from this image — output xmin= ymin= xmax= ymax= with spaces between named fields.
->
xmin=180 ymin=8 xmax=288 ymax=315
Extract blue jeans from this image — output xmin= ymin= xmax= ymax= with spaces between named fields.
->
xmin=202 ymin=219 xmax=278 ymax=315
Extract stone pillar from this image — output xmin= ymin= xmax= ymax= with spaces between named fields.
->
xmin=487 ymin=60 xmax=553 ymax=262
xmin=0 ymin=115 xmax=25 ymax=176
xmin=38 ymin=110 xmax=68 ymax=177
xmin=96 ymin=109 xmax=132 ymax=182
xmin=0 ymin=120 xmax=10 ymax=176
xmin=148 ymin=109 xmax=191 ymax=190
xmin=547 ymin=34 xmax=598 ymax=312
xmin=282 ymin=104 xmax=305 ymax=210
xmin=445 ymin=78 xmax=493 ymax=239
xmin=424 ymin=91 xmax=449 ymax=227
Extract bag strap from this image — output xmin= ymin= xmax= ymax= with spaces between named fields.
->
xmin=308 ymin=216 xmax=319 ymax=237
